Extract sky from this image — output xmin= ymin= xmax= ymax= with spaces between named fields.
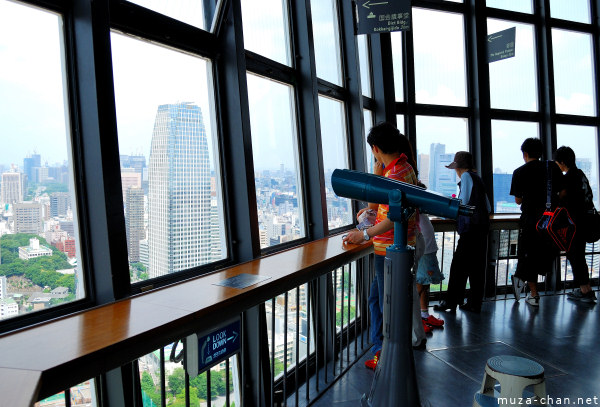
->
xmin=0 ymin=0 xmax=598 ymax=187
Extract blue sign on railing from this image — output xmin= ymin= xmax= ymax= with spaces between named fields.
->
xmin=197 ymin=319 xmax=241 ymax=373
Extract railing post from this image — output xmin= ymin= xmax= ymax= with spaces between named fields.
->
xmin=485 ymin=230 xmax=499 ymax=298
xmin=241 ymin=304 xmax=271 ymax=407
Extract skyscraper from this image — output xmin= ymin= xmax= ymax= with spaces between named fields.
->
xmin=1 ymin=172 xmax=24 ymax=205
xmin=23 ymin=154 xmax=41 ymax=183
xmin=428 ymin=143 xmax=457 ymax=197
xmin=14 ymin=202 xmax=43 ymax=234
xmin=147 ymin=102 xmax=213 ymax=278
xmin=125 ymin=186 xmax=145 ymax=263
xmin=50 ymin=192 xmax=71 ymax=217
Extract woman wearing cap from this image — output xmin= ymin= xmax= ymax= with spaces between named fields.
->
xmin=434 ymin=151 xmax=491 ymax=313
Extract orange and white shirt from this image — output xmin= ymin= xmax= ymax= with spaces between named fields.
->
xmin=372 ymin=154 xmax=418 ymax=256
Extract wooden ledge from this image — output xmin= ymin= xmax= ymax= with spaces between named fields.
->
xmin=0 ymin=233 xmax=371 ymax=404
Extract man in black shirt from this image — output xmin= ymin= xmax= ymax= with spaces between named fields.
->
xmin=510 ymin=138 xmax=565 ymax=306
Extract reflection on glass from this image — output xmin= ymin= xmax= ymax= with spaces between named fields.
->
xmin=247 ymin=74 xmax=305 ymax=249
xmin=491 ymin=120 xmax=538 ymax=213
xmin=241 ymin=0 xmax=291 ymax=65
xmin=557 ymin=125 xmax=599 ymax=209
xmin=0 ymin=0 xmax=85 ymax=321
xmin=550 ymin=0 xmax=591 ymax=24
xmin=310 ymin=0 xmax=343 ymax=85
xmin=111 ymin=33 xmax=226 ymax=282
xmin=266 ymin=284 xmax=315 ymax=380
xmin=127 ymin=0 xmax=210 ymax=30
xmin=364 ymin=110 xmax=374 ymax=174
xmin=357 ymin=34 xmax=372 ymax=97
xmin=552 ymin=29 xmax=596 ymax=116
xmin=413 ymin=9 xmax=467 ymax=106
xmin=391 ymin=31 xmax=404 ymax=102
xmin=486 ymin=0 xmax=532 ymax=14
xmin=319 ymin=96 xmax=352 ymax=230
xmin=415 ymin=116 xmax=468 ymax=196
xmin=488 ymin=20 xmax=538 ymax=112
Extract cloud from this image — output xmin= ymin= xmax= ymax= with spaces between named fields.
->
xmin=555 ymin=93 xmax=595 ymax=115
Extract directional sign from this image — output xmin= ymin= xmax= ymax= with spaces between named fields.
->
xmin=487 ymin=27 xmax=516 ymax=63
xmin=197 ymin=319 xmax=241 ymax=373
xmin=354 ymin=0 xmax=411 ymax=35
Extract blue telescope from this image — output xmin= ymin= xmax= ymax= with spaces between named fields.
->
xmin=332 ymin=168 xmax=473 ymax=407
xmin=331 ymin=168 xmax=473 ymax=220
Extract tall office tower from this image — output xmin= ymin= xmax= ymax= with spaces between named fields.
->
xmin=147 ymin=102 xmax=213 ymax=278
xmin=23 ymin=154 xmax=41 ymax=183
xmin=14 ymin=202 xmax=43 ymax=234
xmin=417 ymin=153 xmax=430 ymax=186
xmin=209 ymin=198 xmax=223 ymax=262
xmin=428 ymin=143 xmax=457 ymax=197
xmin=33 ymin=166 xmax=49 ymax=183
xmin=50 ymin=192 xmax=71 ymax=217
xmin=1 ymin=172 xmax=24 ymax=205
xmin=125 ymin=186 xmax=145 ymax=263
xmin=120 ymin=169 xmax=142 ymax=204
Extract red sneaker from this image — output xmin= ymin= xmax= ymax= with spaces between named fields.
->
xmin=422 ymin=319 xmax=433 ymax=334
xmin=423 ymin=315 xmax=444 ymax=328
xmin=365 ymin=350 xmax=380 ymax=370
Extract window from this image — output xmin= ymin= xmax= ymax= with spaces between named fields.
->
xmin=247 ymin=73 xmax=305 ymax=249
xmin=111 ymin=33 xmax=226 ymax=283
xmin=413 ymin=8 xmax=467 ymax=107
xmin=391 ymin=31 xmax=404 ymax=102
xmin=0 ymin=0 xmax=85 ymax=320
xmin=415 ymin=116 xmax=468 ymax=196
xmin=550 ymin=0 xmax=591 ymax=24
xmin=126 ymin=0 xmax=220 ymax=31
xmin=310 ymin=0 xmax=343 ymax=85
xmin=241 ymin=0 xmax=291 ymax=66
xmin=319 ymin=96 xmax=352 ymax=230
xmin=557 ymin=125 xmax=599 ymax=208
xmin=552 ymin=29 xmax=596 ymax=116
xmin=488 ymin=20 xmax=538 ymax=112
xmin=486 ymin=0 xmax=533 ymax=14
xmin=357 ymin=34 xmax=372 ymax=97
xmin=364 ymin=110 xmax=374 ymax=173
xmin=491 ymin=120 xmax=539 ymax=213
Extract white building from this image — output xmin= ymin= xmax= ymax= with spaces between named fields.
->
xmin=0 ymin=298 xmax=18 ymax=320
xmin=18 ymin=238 xmax=53 ymax=260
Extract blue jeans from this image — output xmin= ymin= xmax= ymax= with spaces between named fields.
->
xmin=368 ymin=255 xmax=385 ymax=355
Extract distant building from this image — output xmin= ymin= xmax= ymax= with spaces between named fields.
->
xmin=125 ymin=187 xmax=145 ymax=262
xmin=493 ymin=173 xmax=513 ymax=212
xmin=428 ymin=144 xmax=457 ymax=197
xmin=0 ymin=276 xmax=7 ymax=299
xmin=33 ymin=166 xmax=49 ymax=183
xmin=1 ymin=172 xmax=24 ymax=205
xmin=19 ymin=238 xmax=53 ymax=260
xmin=0 ymin=298 xmax=18 ymax=320
xmin=121 ymin=170 xmax=142 ymax=204
xmin=14 ymin=202 xmax=43 ymax=234
xmin=23 ymin=154 xmax=41 ymax=183
xmin=52 ymin=237 xmax=76 ymax=258
xmin=50 ymin=192 xmax=70 ymax=217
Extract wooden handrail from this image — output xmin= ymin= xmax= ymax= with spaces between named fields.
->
xmin=0 ymin=233 xmax=371 ymax=405
xmin=0 ymin=215 xmax=521 ymax=405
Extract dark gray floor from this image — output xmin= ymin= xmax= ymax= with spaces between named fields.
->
xmin=310 ymin=294 xmax=599 ymax=407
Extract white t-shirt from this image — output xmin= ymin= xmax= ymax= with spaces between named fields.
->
xmin=418 ymin=214 xmax=438 ymax=255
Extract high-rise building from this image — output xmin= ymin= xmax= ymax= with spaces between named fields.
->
xmin=50 ymin=192 xmax=71 ymax=217
xmin=418 ymin=153 xmax=430 ymax=187
xmin=14 ymin=202 xmax=43 ymax=234
xmin=121 ymin=170 xmax=142 ymax=204
xmin=147 ymin=102 xmax=214 ymax=278
xmin=23 ymin=154 xmax=41 ymax=183
xmin=428 ymin=143 xmax=457 ymax=197
xmin=125 ymin=186 xmax=145 ymax=262
xmin=1 ymin=172 xmax=24 ymax=205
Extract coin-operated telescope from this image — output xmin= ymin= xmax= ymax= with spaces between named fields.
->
xmin=331 ymin=169 xmax=473 ymax=407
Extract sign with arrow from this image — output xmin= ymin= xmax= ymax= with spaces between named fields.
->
xmin=196 ymin=319 xmax=241 ymax=373
xmin=487 ymin=27 xmax=516 ymax=63
xmin=353 ymin=0 xmax=411 ymax=35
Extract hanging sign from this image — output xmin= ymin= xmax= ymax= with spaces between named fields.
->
xmin=488 ymin=27 xmax=516 ymax=63
xmin=186 ymin=318 xmax=241 ymax=376
xmin=354 ymin=0 xmax=411 ymax=35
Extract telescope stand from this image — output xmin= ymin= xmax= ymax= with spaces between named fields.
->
xmin=361 ymin=193 xmax=421 ymax=407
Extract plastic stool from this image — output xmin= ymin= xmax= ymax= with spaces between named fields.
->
xmin=474 ymin=355 xmax=547 ymax=406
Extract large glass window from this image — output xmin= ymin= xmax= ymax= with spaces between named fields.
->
xmin=486 ymin=0 xmax=533 ymax=14
xmin=310 ymin=0 xmax=343 ymax=86
xmin=241 ymin=0 xmax=291 ymax=66
xmin=413 ymin=9 xmax=467 ymax=107
xmin=126 ymin=0 xmax=218 ymax=31
xmin=247 ymin=74 xmax=305 ymax=249
xmin=491 ymin=120 xmax=539 ymax=213
xmin=488 ymin=20 xmax=538 ymax=112
xmin=415 ymin=116 xmax=468 ymax=196
xmin=391 ymin=31 xmax=404 ymax=102
xmin=0 ymin=0 xmax=85 ymax=320
xmin=364 ymin=110 xmax=374 ymax=174
xmin=111 ymin=33 xmax=226 ymax=283
xmin=550 ymin=0 xmax=591 ymax=24
xmin=357 ymin=34 xmax=372 ymax=97
xmin=320 ymin=96 xmax=352 ymax=230
xmin=552 ymin=29 xmax=596 ymax=117
xmin=557 ymin=125 xmax=599 ymax=208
